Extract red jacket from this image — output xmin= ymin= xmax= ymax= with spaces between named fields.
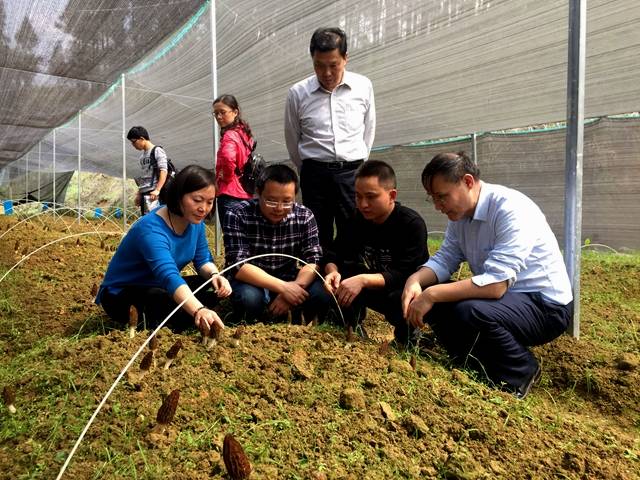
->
xmin=215 ymin=125 xmax=254 ymax=199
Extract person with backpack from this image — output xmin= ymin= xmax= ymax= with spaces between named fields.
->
xmin=128 ymin=126 xmax=172 ymax=215
xmin=212 ymin=94 xmax=256 ymax=232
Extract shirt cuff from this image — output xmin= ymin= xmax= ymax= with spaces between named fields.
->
xmin=471 ymin=272 xmax=516 ymax=288
xmin=423 ymin=259 xmax=450 ymax=284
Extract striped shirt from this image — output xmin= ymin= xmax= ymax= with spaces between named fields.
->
xmin=223 ymin=199 xmax=322 ymax=280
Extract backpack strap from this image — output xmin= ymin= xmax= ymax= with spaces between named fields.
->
xmin=235 ymin=136 xmax=257 ymax=175
xmin=149 ymin=146 xmax=158 ymax=169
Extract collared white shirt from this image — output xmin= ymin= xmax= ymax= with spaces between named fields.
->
xmin=284 ymin=70 xmax=376 ymax=169
xmin=423 ymin=182 xmax=573 ymax=305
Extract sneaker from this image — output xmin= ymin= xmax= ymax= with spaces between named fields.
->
xmin=515 ymin=364 xmax=542 ymax=400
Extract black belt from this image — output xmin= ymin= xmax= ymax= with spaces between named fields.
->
xmin=304 ymin=159 xmax=363 ymax=170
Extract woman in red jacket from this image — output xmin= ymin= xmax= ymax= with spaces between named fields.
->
xmin=212 ymin=94 xmax=254 ymax=232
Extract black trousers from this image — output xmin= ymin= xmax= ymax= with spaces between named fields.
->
xmin=100 ymin=275 xmax=219 ymax=331
xmin=336 ymin=287 xmax=408 ymax=339
xmin=300 ymin=159 xmax=362 ymax=253
xmin=425 ymin=291 xmax=571 ymax=390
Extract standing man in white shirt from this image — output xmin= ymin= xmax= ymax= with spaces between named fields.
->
xmin=285 ymin=27 xmax=376 ymax=252
xmin=402 ymin=152 xmax=573 ymax=399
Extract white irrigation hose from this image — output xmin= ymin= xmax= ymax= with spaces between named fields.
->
xmin=0 ymin=231 xmax=124 ymax=285
xmin=580 ymin=243 xmax=619 ymax=254
xmin=0 ymin=206 xmax=124 ymax=241
xmin=55 ymin=253 xmax=344 ymax=480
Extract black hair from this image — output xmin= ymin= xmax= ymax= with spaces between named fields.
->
xmin=256 ymin=164 xmax=299 ymax=195
xmin=212 ymin=94 xmax=253 ymax=139
xmin=421 ymin=151 xmax=480 ymax=193
xmin=355 ymin=160 xmax=397 ymax=189
xmin=310 ymin=27 xmax=347 ymax=57
xmin=126 ymin=126 xmax=149 ymax=141
xmin=162 ymin=165 xmax=217 ymax=216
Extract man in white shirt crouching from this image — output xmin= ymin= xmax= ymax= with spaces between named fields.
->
xmin=402 ymin=151 xmax=573 ymax=399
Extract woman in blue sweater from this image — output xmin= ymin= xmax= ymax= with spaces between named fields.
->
xmin=96 ymin=165 xmax=231 ymax=332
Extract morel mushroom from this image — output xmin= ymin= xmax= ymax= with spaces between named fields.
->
xmin=231 ymin=326 xmax=245 ymax=347
xmin=139 ymin=351 xmax=154 ymax=378
xmin=346 ymin=325 xmax=356 ymax=342
xmin=410 ymin=355 xmax=417 ymax=371
xmin=223 ymin=433 xmax=252 ymax=479
xmin=207 ymin=322 xmax=223 ymax=350
xmin=90 ymin=283 xmax=99 ymax=297
xmin=164 ymin=339 xmax=183 ymax=370
xmin=100 ymin=239 xmax=105 ymax=249
xmin=199 ymin=321 xmax=210 ymax=346
xmin=13 ymin=240 xmax=20 ymax=252
xmin=2 ymin=386 xmax=16 ymax=414
xmin=128 ymin=305 xmax=138 ymax=338
xmin=153 ymin=389 xmax=180 ymax=433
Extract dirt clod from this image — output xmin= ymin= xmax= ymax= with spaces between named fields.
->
xmin=340 ymin=388 xmax=366 ymax=410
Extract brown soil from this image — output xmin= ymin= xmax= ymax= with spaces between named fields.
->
xmin=0 ymin=214 xmax=638 ymax=479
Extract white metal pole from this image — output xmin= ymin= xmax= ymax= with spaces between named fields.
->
xmin=210 ymin=1 xmax=221 ymax=255
xmin=38 ymin=142 xmax=41 ymax=203
xmin=122 ymin=73 xmax=127 ymax=229
xmin=472 ymin=132 xmax=478 ymax=165
xmin=53 ymin=129 xmax=56 ymax=211
xmin=563 ymin=0 xmax=586 ymax=339
xmin=78 ymin=111 xmax=82 ymax=222
xmin=25 ymin=154 xmax=28 ymax=202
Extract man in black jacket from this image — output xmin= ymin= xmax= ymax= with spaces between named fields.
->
xmin=324 ymin=160 xmax=429 ymax=344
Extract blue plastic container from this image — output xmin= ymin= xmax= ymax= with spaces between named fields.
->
xmin=2 ymin=200 xmax=13 ymax=215
xmin=95 ymin=207 xmax=103 ymax=219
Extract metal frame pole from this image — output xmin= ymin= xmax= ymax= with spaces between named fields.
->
xmin=78 ymin=111 xmax=82 ymax=222
xmin=25 ymin=154 xmax=28 ymax=202
xmin=53 ymin=129 xmax=56 ymax=211
xmin=471 ymin=132 xmax=478 ymax=165
xmin=38 ymin=142 xmax=41 ymax=203
xmin=563 ymin=0 xmax=586 ymax=339
xmin=210 ymin=1 xmax=221 ymax=255
xmin=122 ymin=73 xmax=127 ymax=229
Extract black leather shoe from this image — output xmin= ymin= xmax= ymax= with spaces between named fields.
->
xmin=515 ymin=364 xmax=542 ymax=400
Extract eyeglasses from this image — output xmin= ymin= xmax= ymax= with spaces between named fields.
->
xmin=212 ymin=110 xmax=232 ymax=118
xmin=129 ymin=138 xmax=140 ymax=145
xmin=426 ymin=193 xmax=449 ymax=205
xmin=262 ymin=200 xmax=294 ymax=209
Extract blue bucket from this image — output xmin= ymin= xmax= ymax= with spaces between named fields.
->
xmin=95 ymin=207 xmax=103 ymax=219
xmin=2 ymin=200 xmax=13 ymax=215
xmin=42 ymin=203 xmax=49 ymax=211
xmin=114 ymin=208 xmax=122 ymax=219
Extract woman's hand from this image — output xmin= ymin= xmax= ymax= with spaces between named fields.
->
xmin=211 ymin=274 xmax=232 ymax=298
xmin=194 ymin=307 xmax=225 ymax=332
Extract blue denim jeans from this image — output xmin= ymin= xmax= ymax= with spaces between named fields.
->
xmin=230 ymin=277 xmax=331 ymax=323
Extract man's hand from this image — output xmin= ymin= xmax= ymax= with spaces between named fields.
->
xmin=401 ymin=280 xmax=423 ymax=318
xmin=148 ymin=189 xmax=160 ymax=201
xmin=194 ymin=308 xmax=225 ymax=332
xmin=269 ymin=294 xmax=292 ymax=316
xmin=405 ymin=290 xmax=435 ymax=329
xmin=211 ymin=275 xmax=232 ymax=298
xmin=278 ymin=281 xmax=309 ymax=306
xmin=324 ymin=271 xmax=341 ymax=294
xmin=336 ymin=276 xmax=364 ymax=307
